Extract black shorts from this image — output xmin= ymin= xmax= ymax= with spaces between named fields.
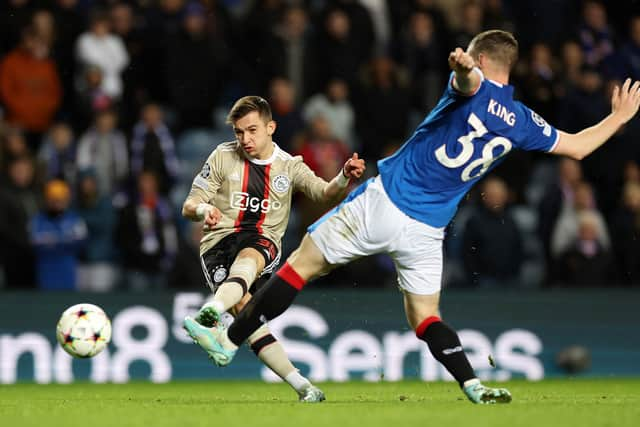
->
xmin=200 ymin=232 xmax=280 ymax=293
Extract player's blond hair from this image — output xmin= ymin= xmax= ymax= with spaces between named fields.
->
xmin=468 ymin=30 xmax=518 ymax=70
xmin=226 ymin=96 xmax=273 ymax=125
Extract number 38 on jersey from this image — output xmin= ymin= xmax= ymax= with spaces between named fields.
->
xmin=435 ymin=112 xmax=512 ymax=182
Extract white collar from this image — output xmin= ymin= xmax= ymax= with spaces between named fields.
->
xmin=240 ymin=141 xmax=280 ymax=165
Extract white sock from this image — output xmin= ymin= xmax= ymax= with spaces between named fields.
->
xmin=284 ymin=370 xmax=312 ymax=393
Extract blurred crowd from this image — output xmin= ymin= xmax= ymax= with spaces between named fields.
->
xmin=2 ymin=0 xmax=640 ymax=292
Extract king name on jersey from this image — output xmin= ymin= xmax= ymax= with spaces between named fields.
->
xmin=487 ymin=99 xmax=515 ymax=126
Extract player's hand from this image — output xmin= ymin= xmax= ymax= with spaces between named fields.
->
xmin=204 ymin=206 xmax=222 ymax=227
xmin=448 ymin=47 xmax=475 ymax=74
xmin=611 ymin=78 xmax=640 ymax=124
xmin=343 ymin=153 xmax=366 ymax=179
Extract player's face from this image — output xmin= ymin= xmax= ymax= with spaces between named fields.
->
xmin=233 ymin=111 xmax=276 ymax=160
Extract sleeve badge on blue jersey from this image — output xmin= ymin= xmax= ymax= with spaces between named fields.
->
xmin=531 ymin=111 xmax=552 ymax=137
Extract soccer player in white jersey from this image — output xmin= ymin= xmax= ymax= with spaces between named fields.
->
xmin=181 ymin=96 xmax=365 ymax=402
xmin=186 ymin=30 xmax=640 ymax=403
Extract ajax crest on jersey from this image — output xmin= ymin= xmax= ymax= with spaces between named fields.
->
xmin=272 ymin=175 xmax=290 ymax=193
xmin=56 ymin=303 xmax=112 ymax=358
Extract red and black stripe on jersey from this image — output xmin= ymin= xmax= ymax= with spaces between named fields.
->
xmin=234 ymin=160 xmax=272 ymax=233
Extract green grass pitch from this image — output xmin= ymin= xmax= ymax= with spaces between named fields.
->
xmin=1 ymin=379 xmax=638 ymax=427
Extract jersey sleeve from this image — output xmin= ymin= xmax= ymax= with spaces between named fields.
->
xmin=291 ymin=156 xmax=328 ymax=202
xmin=514 ymin=103 xmax=560 ymax=152
xmin=186 ymin=148 xmax=224 ymax=204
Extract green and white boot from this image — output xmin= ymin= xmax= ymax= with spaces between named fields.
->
xmin=463 ymin=379 xmax=512 ymax=404
xmin=298 ymin=385 xmax=326 ymax=403
xmin=183 ymin=316 xmax=237 ymax=366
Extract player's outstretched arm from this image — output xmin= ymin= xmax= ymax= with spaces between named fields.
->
xmin=322 ymin=153 xmax=366 ymax=201
xmin=449 ymin=47 xmax=481 ymax=95
xmin=553 ymin=78 xmax=640 ymax=160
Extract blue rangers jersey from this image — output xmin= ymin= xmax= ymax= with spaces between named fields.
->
xmin=378 ymin=68 xmax=559 ymax=228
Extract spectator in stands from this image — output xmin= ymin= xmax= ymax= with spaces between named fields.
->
xmin=556 ymin=210 xmax=613 ymax=287
xmin=165 ymin=1 xmax=229 ymax=130
xmin=75 ymin=9 xmax=129 ymax=101
xmin=74 ymin=64 xmax=114 ymax=131
xmin=30 ymin=179 xmax=87 ymax=290
xmin=37 ymin=121 xmax=76 ymax=187
xmin=0 ymin=0 xmax=33 ymax=57
xmin=392 ymin=10 xmax=447 ymax=111
xmin=551 ymin=181 xmax=610 ymax=259
xmin=610 ymin=181 xmax=640 ymax=285
xmin=109 ymin=2 xmax=144 ymax=102
xmin=0 ymin=127 xmax=31 ymax=174
xmin=482 ymin=0 xmax=515 ymax=33
xmin=355 ymin=55 xmax=411 ymax=162
xmin=314 ymin=8 xmax=367 ymax=91
xmin=520 ymin=42 xmax=560 ymax=123
xmin=51 ymin=0 xmax=85 ymax=115
xmin=259 ymin=6 xmax=318 ymax=102
xmin=268 ymin=77 xmax=305 ymax=153
xmin=76 ymin=169 xmax=119 ymax=292
xmin=452 ymin=0 xmax=484 ymax=50
xmin=578 ymin=0 xmax=616 ymax=74
xmin=168 ymin=221 xmax=205 ymax=289
xmin=537 ymin=158 xmax=583 ymax=266
xmin=462 ymin=176 xmax=523 ymax=288
xmin=320 ymin=0 xmax=375 ymax=60
xmin=0 ymin=157 xmax=38 ymax=288
xmin=130 ymin=102 xmax=180 ymax=196
xmin=303 ymin=78 xmax=357 ymax=151
xmin=0 ymin=27 xmax=62 ymax=148
xmin=76 ymin=108 xmax=129 ymax=199
xmin=116 ymin=171 xmax=178 ymax=291
xmin=558 ymin=66 xmax=609 ymax=133
xmin=556 ymin=40 xmax=584 ymax=99
xmin=619 ymin=16 xmax=640 ymax=81
xmin=293 ymin=114 xmax=350 ymax=229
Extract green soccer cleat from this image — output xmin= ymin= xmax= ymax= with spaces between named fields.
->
xmin=298 ymin=385 xmax=326 ymax=403
xmin=183 ymin=316 xmax=237 ymax=367
xmin=463 ymin=379 xmax=512 ymax=404
xmin=194 ymin=305 xmax=221 ymax=328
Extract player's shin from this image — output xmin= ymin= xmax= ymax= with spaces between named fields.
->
xmin=248 ymin=324 xmax=311 ymax=394
xmin=216 ymin=258 xmax=258 ymax=307
xmin=416 ymin=316 xmax=476 ymax=387
xmin=227 ymin=262 xmax=305 ymax=346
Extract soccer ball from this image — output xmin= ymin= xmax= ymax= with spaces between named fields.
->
xmin=56 ymin=303 xmax=112 ymax=358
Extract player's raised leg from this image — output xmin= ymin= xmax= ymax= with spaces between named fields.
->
xmin=404 ymin=291 xmax=511 ymax=404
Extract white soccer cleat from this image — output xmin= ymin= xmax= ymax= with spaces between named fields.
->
xmin=298 ymin=385 xmax=326 ymax=403
xmin=463 ymin=379 xmax=512 ymax=404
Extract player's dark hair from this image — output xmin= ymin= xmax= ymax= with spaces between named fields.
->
xmin=226 ymin=96 xmax=273 ymax=125
xmin=468 ymin=30 xmax=518 ymax=70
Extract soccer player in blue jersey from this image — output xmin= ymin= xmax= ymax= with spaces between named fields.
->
xmin=183 ymin=30 xmax=640 ymax=403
